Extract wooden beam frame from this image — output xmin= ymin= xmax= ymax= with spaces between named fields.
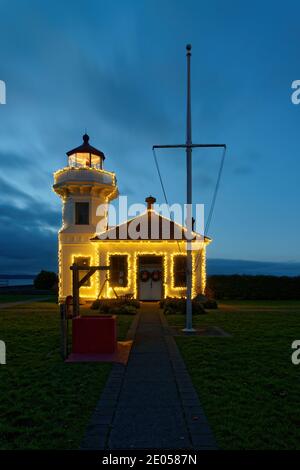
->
xmin=70 ymin=263 xmax=110 ymax=317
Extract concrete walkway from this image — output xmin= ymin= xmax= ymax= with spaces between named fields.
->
xmin=82 ymin=304 xmax=217 ymax=450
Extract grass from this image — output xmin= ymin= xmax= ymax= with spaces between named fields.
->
xmin=0 ymin=294 xmax=54 ymax=303
xmin=0 ymin=300 xmax=134 ymax=449
xmin=167 ymin=300 xmax=300 ymax=450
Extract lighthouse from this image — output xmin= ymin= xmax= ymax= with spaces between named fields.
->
xmin=53 ymin=134 xmax=118 ymax=301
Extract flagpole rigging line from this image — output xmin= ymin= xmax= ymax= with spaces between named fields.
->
xmin=194 ymin=144 xmax=227 ymax=273
xmin=152 ymin=147 xmax=182 ymax=253
xmin=152 ymin=144 xmax=227 ymax=272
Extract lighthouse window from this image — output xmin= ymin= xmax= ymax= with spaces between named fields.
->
xmin=173 ymin=255 xmax=187 ymax=287
xmin=109 ymin=255 xmax=128 ymax=287
xmin=75 ymin=202 xmax=89 ymax=225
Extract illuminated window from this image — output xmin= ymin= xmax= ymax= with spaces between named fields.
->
xmin=109 ymin=255 xmax=128 ymax=287
xmin=74 ymin=256 xmax=91 ymax=286
xmin=68 ymin=152 xmax=103 ymax=169
xmin=75 ymin=202 xmax=89 ymax=225
xmin=173 ymin=255 xmax=187 ymax=287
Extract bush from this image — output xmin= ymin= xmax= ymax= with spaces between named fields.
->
xmin=90 ymin=299 xmax=101 ymax=310
xmin=34 ymin=270 xmax=58 ymax=290
xmin=193 ymin=293 xmax=218 ymax=309
xmin=118 ymin=305 xmax=137 ymax=315
xmin=91 ymin=298 xmax=139 ymax=314
xmin=162 ymin=297 xmax=206 ymax=315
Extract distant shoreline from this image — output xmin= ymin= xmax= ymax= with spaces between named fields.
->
xmin=0 ymin=274 xmax=35 ymax=279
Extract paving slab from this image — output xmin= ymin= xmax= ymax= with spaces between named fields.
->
xmin=81 ymin=303 xmax=217 ymax=450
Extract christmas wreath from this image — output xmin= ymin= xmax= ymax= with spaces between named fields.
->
xmin=151 ymin=270 xmax=161 ymax=282
xmin=140 ymin=270 xmax=150 ymax=282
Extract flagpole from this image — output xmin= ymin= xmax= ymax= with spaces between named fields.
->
xmin=152 ymin=45 xmax=226 ymax=335
xmin=184 ymin=44 xmax=195 ymax=333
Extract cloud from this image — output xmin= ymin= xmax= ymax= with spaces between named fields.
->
xmin=233 ymin=165 xmax=253 ymax=175
xmin=0 ymin=176 xmax=60 ymax=273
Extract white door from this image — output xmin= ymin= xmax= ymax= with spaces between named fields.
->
xmin=139 ymin=265 xmax=162 ymax=300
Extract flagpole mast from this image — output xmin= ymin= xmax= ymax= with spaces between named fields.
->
xmin=152 ymin=44 xmax=226 ymax=335
xmin=184 ymin=44 xmax=194 ymax=333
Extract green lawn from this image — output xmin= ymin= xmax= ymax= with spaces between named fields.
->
xmin=0 ymin=294 xmax=54 ymax=303
xmin=0 ymin=301 xmax=133 ymax=450
xmin=167 ymin=300 xmax=300 ymax=450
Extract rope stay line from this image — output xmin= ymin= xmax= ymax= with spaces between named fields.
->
xmin=152 ymin=147 xmax=170 ymax=209
xmin=204 ymin=145 xmax=227 ymax=235
xmin=152 ymin=145 xmax=227 ymax=273
xmin=194 ymin=145 xmax=227 ymax=272
xmin=152 ymin=147 xmax=182 ymax=253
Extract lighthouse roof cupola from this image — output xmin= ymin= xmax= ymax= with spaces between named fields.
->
xmin=66 ymin=133 xmax=105 ymax=169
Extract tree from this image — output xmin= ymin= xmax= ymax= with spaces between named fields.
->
xmin=34 ymin=270 xmax=58 ymax=290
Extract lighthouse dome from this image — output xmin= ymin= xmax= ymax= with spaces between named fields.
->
xmin=66 ymin=133 xmax=105 ymax=169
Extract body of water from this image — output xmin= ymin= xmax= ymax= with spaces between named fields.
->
xmin=0 ymin=278 xmax=34 ymax=287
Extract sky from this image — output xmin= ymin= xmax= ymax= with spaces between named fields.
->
xmin=0 ymin=0 xmax=300 ymax=275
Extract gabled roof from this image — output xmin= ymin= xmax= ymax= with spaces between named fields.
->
xmin=91 ymin=209 xmax=211 ymax=243
xmin=66 ymin=134 xmax=105 ymax=159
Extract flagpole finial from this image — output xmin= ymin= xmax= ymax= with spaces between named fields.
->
xmin=186 ymin=44 xmax=192 ymax=55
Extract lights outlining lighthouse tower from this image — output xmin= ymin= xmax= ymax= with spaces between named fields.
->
xmin=53 ymin=134 xmax=118 ymax=301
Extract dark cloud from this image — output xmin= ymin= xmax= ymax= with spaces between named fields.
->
xmin=0 ymin=176 xmax=59 ymax=273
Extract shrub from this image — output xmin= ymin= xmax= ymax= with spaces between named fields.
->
xmin=90 ymin=299 xmax=100 ymax=310
xmin=118 ymin=305 xmax=137 ymax=315
xmin=34 ymin=270 xmax=58 ymax=290
xmin=193 ymin=293 xmax=218 ymax=309
xmin=90 ymin=298 xmax=139 ymax=314
xmin=162 ymin=297 xmax=206 ymax=315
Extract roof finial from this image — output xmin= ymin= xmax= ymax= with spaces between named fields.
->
xmin=83 ymin=133 xmax=89 ymax=144
xmin=145 ymin=195 xmax=156 ymax=210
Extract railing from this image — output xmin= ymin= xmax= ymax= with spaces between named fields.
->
xmin=54 ymin=167 xmax=116 ymax=187
xmin=68 ymin=162 xmax=102 ymax=170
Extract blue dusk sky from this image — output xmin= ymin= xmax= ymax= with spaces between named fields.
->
xmin=0 ymin=0 xmax=299 ymax=275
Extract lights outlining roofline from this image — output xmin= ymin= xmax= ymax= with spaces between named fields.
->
xmin=53 ymin=165 xmax=117 ymax=181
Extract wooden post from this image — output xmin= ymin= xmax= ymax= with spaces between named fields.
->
xmin=72 ymin=263 xmax=80 ymax=317
xmin=60 ymin=303 xmax=67 ymax=360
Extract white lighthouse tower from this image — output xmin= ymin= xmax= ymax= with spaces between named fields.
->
xmin=53 ymin=134 xmax=118 ymax=301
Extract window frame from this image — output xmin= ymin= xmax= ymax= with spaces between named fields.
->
xmin=109 ymin=255 xmax=128 ymax=288
xmin=173 ymin=255 xmax=187 ymax=288
xmin=75 ymin=201 xmax=90 ymax=225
